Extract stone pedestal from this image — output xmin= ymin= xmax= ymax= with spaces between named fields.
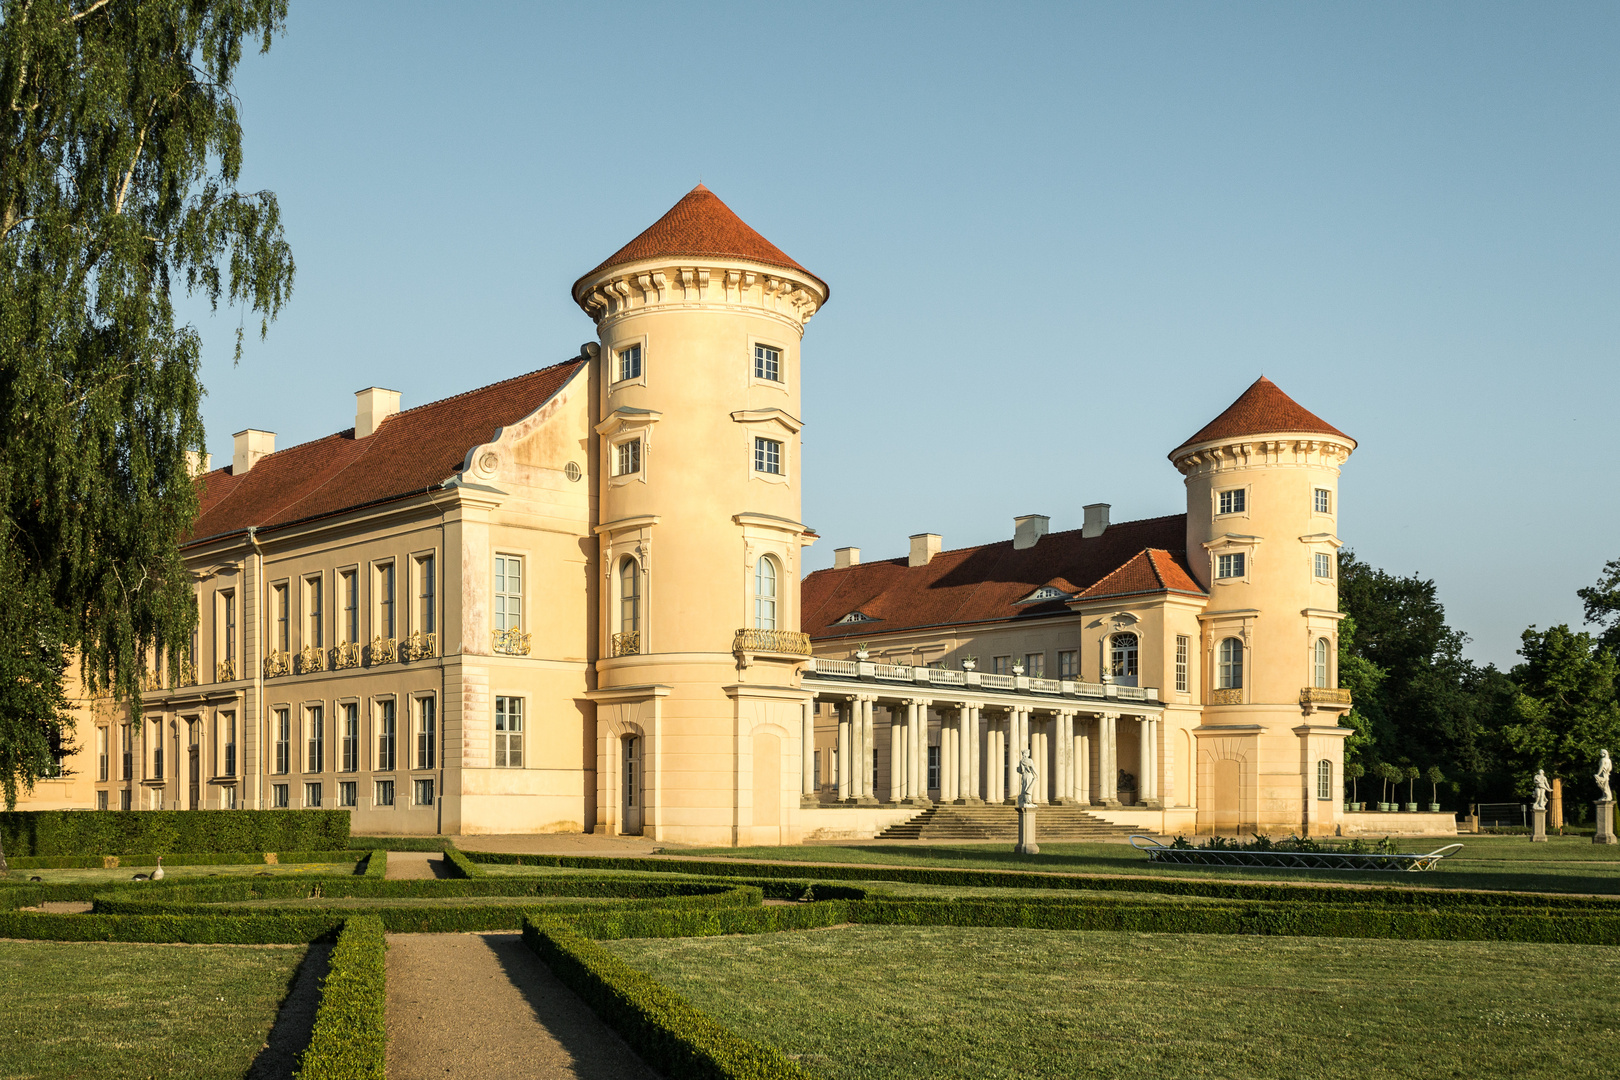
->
xmin=1015 ymin=806 xmax=1039 ymax=855
xmin=1595 ymin=800 xmax=1618 ymax=845
xmin=1531 ymin=808 xmax=1547 ymax=842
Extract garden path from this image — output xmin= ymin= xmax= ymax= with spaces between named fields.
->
xmin=385 ymin=851 xmax=448 ymax=880
xmin=385 ymin=931 xmax=659 ymax=1080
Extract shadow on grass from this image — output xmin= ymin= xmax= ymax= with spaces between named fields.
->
xmin=247 ymin=942 xmax=331 ymax=1080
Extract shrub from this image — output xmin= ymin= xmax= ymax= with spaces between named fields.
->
xmin=0 ymin=909 xmax=344 ymax=943
xmin=362 ymin=850 xmax=387 ymax=878
xmin=347 ymin=836 xmax=449 ymax=852
xmin=295 ymin=916 xmax=386 ymax=1080
xmin=442 ymin=846 xmax=482 ymax=878
xmin=0 ymin=810 xmax=349 ymax=856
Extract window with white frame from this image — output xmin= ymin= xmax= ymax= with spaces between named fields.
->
xmin=927 ymin=745 xmax=940 ymax=791
xmin=341 ymin=703 xmax=358 ymax=772
xmin=96 ymin=790 xmax=108 ymax=810
xmin=305 ymin=576 xmax=323 ymax=649
xmin=1110 ymin=634 xmax=1139 ymax=685
xmin=1314 ymin=488 xmax=1332 ymax=514
xmin=1217 ymin=637 xmax=1244 ymax=690
xmin=414 ymin=777 xmax=435 ymax=806
xmin=613 ymin=438 xmax=641 ymax=477
xmin=96 ymin=726 xmax=108 ymax=782
xmin=306 ymin=706 xmax=324 ymax=773
xmin=753 ymin=343 xmax=781 ymax=382
xmin=754 ymin=555 xmax=778 ymax=630
xmin=273 ymin=708 xmax=290 ymax=774
xmin=338 ymin=780 xmax=357 ymax=807
xmin=1024 ymin=652 xmax=1045 ymax=678
xmin=151 ymin=717 xmax=164 ymax=780
xmin=220 ymin=711 xmax=236 ymax=777
xmin=618 ymin=557 xmax=640 ymax=634
xmin=753 ymin=437 xmax=782 ymax=475
xmin=1317 ymin=759 xmax=1332 ymax=800
xmin=416 ymin=554 xmax=436 ymax=634
xmin=1057 ymin=650 xmax=1078 ymax=679
xmin=416 ymin=697 xmax=436 ymax=770
xmin=495 ymin=696 xmax=523 ymax=768
xmin=304 ymin=782 xmax=322 ymax=808
xmin=494 ymin=555 xmax=522 ymax=632
xmin=615 ymin=343 xmax=642 ymax=383
xmin=1175 ymin=635 xmax=1190 ymax=693
xmin=273 ymin=583 xmax=290 ymax=653
xmin=376 ymin=562 xmax=396 ymax=639
xmin=341 ymin=570 xmax=358 ymax=643
xmin=375 ymin=779 xmax=394 ymax=807
xmin=1217 ymin=488 xmax=1246 ymax=515
xmin=376 ymin=699 xmax=396 ymax=772
xmin=1216 ymin=552 xmax=1246 ymax=579
xmin=272 ymin=783 xmax=288 ymax=809
xmin=1314 ymin=637 xmax=1331 ymax=689
xmin=220 ymin=589 xmax=237 ymax=667
xmin=1314 ymin=552 xmax=1333 ymax=580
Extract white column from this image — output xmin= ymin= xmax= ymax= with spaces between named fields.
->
xmin=1055 ymin=711 xmax=1071 ymax=803
xmin=915 ymin=703 xmax=930 ymax=801
xmin=995 ymin=718 xmax=1008 ymax=803
xmin=1076 ymin=718 xmax=1091 ymax=804
xmin=1102 ymin=712 xmax=1118 ymax=803
xmin=888 ymin=704 xmax=903 ymax=803
xmin=1157 ymin=718 xmax=1173 ymax=806
xmin=801 ymin=700 xmax=816 ymax=798
xmin=988 ymin=720 xmax=1001 ymax=803
xmin=1138 ymin=716 xmax=1150 ymax=806
xmin=969 ymin=706 xmax=983 ymax=802
xmin=956 ymin=704 xmax=972 ymax=803
xmin=1030 ymin=720 xmax=1045 ymax=804
xmin=836 ymin=701 xmax=851 ymax=801
xmin=944 ymin=719 xmax=958 ymax=802
xmin=861 ymin=697 xmax=877 ymax=802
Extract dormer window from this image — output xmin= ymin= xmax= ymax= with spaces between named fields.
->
xmin=1019 ymin=585 xmax=1069 ymax=604
xmin=1218 ymin=488 xmax=1246 ymax=515
xmin=835 ymin=611 xmax=874 ymax=625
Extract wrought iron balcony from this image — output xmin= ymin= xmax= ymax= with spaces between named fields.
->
xmin=1300 ymin=686 xmax=1352 ymax=707
xmin=401 ymin=631 xmax=437 ymax=662
xmin=331 ymin=642 xmax=362 ymax=670
xmin=263 ymin=652 xmax=292 ymax=679
xmin=298 ymin=645 xmax=325 ymax=674
xmin=492 ymin=628 xmax=531 ymax=656
xmin=731 ymin=629 xmax=811 ymax=657
xmin=214 ymin=658 xmax=236 ymax=683
xmin=611 ymin=631 xmax=641 ymax=657
xmin=368 ymin=637 xmax=397 ymax=666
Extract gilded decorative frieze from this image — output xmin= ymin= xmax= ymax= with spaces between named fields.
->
xmin=730 ymin=628 xmax=811 ymax=657
xmin=610 ymin=631 xmax=640 ymax=657
xmin=331 ymin=642 xmax=361 ymax=670
xmin=367 ymin=637 xmax=397 ymax=666
xmin=401 ymin=631 xmax=437 ymax=662
xmin=263 ymin=652 xmax=292 ymax=679
xmin=214 ymin=658 xmax=236 ymax=683
xmin=298 ymin=645 xmax=325 ymax=674
xmin=492 ymin=628 xmax=531 ymax=656
xmin=1208 ymin=688 xmax=1243 ymax=706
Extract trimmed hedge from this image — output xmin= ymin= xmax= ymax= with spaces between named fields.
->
xmin=4 ymin=850 xmax=363 ymax=870
xmin=91 ymin=875 xmax=754 ymax=910
xmin=295 ymin=916 xmax=386 ymax=1080
xmin=362 ymin=850 xmax=387 ymax=878
xmin=527 ymin=920 xmax=815 ymax=1080
xmin=443 ymin=846 xmax=482 ymax=878
xmin=347 ymin=835 xmax=449 ymax=852
xmin=559 ymin=900 xmax=851 ymax=942
xmin=0 ymin=909 xmax=344 ymax=942
xmin=0 ymin=810 xmax=349 ymax=856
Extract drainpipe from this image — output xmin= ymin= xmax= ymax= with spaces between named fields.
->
xmin=247 ymin=526 xmax=264 ymax=810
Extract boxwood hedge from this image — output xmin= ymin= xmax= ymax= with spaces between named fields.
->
xmin=0 ymin=809 xmax=349 ymax=856
xmin=295 ymin=916 xmax=386 ymax=1080
xmin=0 ymin=909 xmax=345 ymax=942
xmin=5 ymin=850 xmax=365 ymax=870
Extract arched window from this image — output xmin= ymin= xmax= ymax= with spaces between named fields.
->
xmin=618 ymin=557 xmax=640 ymax=634
xmin=1317 ymin=759 xmax=1332 ymax=800
xmin=1217 ymin=637 xmax=1243 ymax=690
xmin=1314 ymin=638 xmax=1331 ymax=689
xmin=1109 ymin=632 xmax=1139 ymax=686
xmin=754 ymin=555 xmax=778 ymax=630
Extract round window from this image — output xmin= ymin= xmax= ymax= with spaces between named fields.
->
xmin=564 ymin=461 xmax=582 ymax=482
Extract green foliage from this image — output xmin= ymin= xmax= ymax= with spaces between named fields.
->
xmin=0 ymin=0 xmax=296 ymax=808
xmin=442 ymin=845 xmax=481 ymax=878
xmin=362 ymin=850 xmax=386 ymax=878
xmin=0 ymin=908 xmax=342 ymax=942
xmin=4 ymin=848 xmax=362 ymax=869
xmin=1501 ymin=624 xmax=1620 ymax=802
xmin=526 ymin=921 xmax=818 ymax=1080
xmin=1577 ymin=557 xmax=1620 ymax=655
xmin=0 ymin=808 xmax=349 ymax=855
xmin=347 ymin=835 xmax=449 ymax=852
xmin=294 ymin=916 xmax=385 ymax=1080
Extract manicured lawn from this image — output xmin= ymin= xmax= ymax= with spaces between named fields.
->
xmin=6 ymin=861 xmax=355 ymax=885
xmin=607 ymin=926 xmax=1619 ymax=1080
xmin=677 ymin=838 xmax=1620 ymax=894
xmin=0 ymin=940 xmax=306 ymax=1080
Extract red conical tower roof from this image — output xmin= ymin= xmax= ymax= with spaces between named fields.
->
xmin=576 ymin=185 xmax=818 ymax=291
xmin=1171 ymin=376 xmax=1353 ymax=458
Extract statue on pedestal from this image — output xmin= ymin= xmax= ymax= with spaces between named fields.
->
xmin=1531 ymin=769 xmax=1552 ymax=812
xmin=1015 ymin=749 xmax=1038 ymax=808
xmin=1597 ymin=749 xmax=1613 ymax=803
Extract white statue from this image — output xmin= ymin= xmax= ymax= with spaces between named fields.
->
xmin=1531 ymin=769 xmax=1552 ymax=812
xmin=1597 ymin=749 xmax=1613 ymax=803
xmin=1015 ymin=749 xmax=1038 ymax=808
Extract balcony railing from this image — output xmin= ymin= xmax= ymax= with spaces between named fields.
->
xmin=1208 ymin=688 xmax=1243 ymax=705
xmin=1300 ymin=686 xmax=1352 ymax=707
xmin=298 ymin=645 xmax=325 ymax=674
xmin=214 ymin=658 xmax=236 ymax=683
xmin=332 ymin=642 xmax=362 ymax=670
xmin=493 ymin=628 xmax=531 ymax=656
xmin=263 ymin=652 xmax=292 ymax=679
xmin=927 ymin=668 xmax=966 ymax=686
xmin=1029 ymin=677 xmax=1062 ymax=694
xmin=980 ymin=673 xmax=1016 ymax=690
xmin=611 ymin=631 xmax=641 ymax=657
xmin=368 ymin=637 xmax=397 ymax=666
xmin=178 ymin=660 xmax=197 ymax=687
xmin=810 ymin=658 xmax=859 ymax=677
xmin=401 ymin=631 xmax=437 ymax=662
xmin=873 ymin=663 xmax=913 ymax=680
xmin=731 ymin=629 xmax=811 ymax=656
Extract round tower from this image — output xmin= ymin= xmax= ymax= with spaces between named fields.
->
xmin=1168 ymin=376 xmax=1356 ymax=835
xmin=573 ymin=186 xmax=828 ymax=845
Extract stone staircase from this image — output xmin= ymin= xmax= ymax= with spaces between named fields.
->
xmin=874 ymin=804 xmax=1145 ymax=842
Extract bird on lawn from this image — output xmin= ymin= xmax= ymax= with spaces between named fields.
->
xmin=151 ymin=856 xmax=165 ymax=881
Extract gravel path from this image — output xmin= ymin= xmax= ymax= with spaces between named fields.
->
xmin=386 ymin=932 xmax=659 ymax=1080
xmin=386 ymin=851 xmax=449 ymax=880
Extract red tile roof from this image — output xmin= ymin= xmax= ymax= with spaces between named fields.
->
xmin=1073 ymin=549 xmax=1204 ymax=602
xmin=188 ymin=359 xmax=585 ymax=546
xmin=575 ymin=185 xmax=820 ymax=292
xmin=801 ymin=515 xmax=1203 ymax=640
xmin=1172 ymin=376 xmax=1352 ymax=457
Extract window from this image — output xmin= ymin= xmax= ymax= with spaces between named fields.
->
xmin=495 ymin=697 xmax=523 ymax=768
xmin=96 ymin=790 xmax=108 ymax=810
xmin=1216 ymin=552 xmax=1246 ymax=579
xmin=416 ymin=555 xmax=436 ymax=634
xmin=618 ymin=557 xmax=640 ymax=633
xmin=927 ymin=745 xmax=940 ymax=792
xmin=615 ymin=343 xmax=642 ymax=383
xmin=221 ymin=712 xmax=236 ymax=777
xmin=120 ymin=789 xmax=132 ymax=810
xmin=1217 ymin=637 xmax=1244 ymax=690
xmin=1057 ymin=650 xmax=1078 ymax=679
xmin=221 ymin=589 xmax=237 ymax=665
xmin=97 ymin=727 xmax=109 ymax=782
xmin=1314 ymin=488 xmax=1332 ymax=514
xmin=623 ymin=737 xmax=637 ymax=807
xmin=376 ymin=700 xmax=396 ymax=772
xmin=1314 ymin=638 xmax=1331 ymax=689
xmin=992 ymin=656 xmax=1011 ymax=676
xmin=813 ymin=749 xmax=821 ymax=788
xmin=341 ymin=703 xmax=359 ymax=772
xmin=272 ymin=783 xmax=289 ymax=809
xmin=273 ymin=708 xmax=290 ymax=775
xmin=754 ymin=556 xmax=778 ymax=630
xmin=1175 ymin=635 xmax=1190 ymax=694
xmin=753 ymin=343 xmax=781 ymax=382
xmin=494 ymin=555 xmax=523 ymax=632
xmin=753 ymin=437 xmax=782 ymax=475
xmin=1314 ymin=552 xmax=1333 ymax=580
xmin=306 ymin=576 xmax=323 ymax=648
xmin=338 ymin=780 xmax=357 ymax=808
xmin=1109 ymin=634 xmax=1138 ymax=685
xmin=152 ymin=718 xmax=164 ymax=780
xmin=414 ymin=778 xmax=435 ymax=806
xmin=1317 ymin=759 xmax=1332 ymax=801
xmin=222 ymin=785 xmax=237 ymax=810
xmin=304 ymin=782 xmax=322 ymax=808
xmin=341 ymin=570 xmax=359 ymax=643
xmin=121 ymin=724 xmax=132 ymax=781
xmin=1217 ymin=488 xmax=1246 ymax=515
xmin=306 ymin=706 xmax=324 ymax=774
xmin=273 ymin=583 xmax=289 ymax=653
xmin=613 ymin=438 xmax=641 ymax=476
xmin=375 ymin=779 xmax=395 ymax=807
xmin=416 ymin=697 xmax=436 ymax=770
xmin=376 ymin=563 xmax=396 ymax=639
xmin=1023 ymin=653 xmax=1045 ymax=678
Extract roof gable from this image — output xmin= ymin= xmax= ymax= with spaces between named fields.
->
xmin=579 ymin=185 xmax=812 ymax=284
xmin=1072 ymin=549 xmax=1205 ymax=603
xmin=1173 ymin=376 xmax=1352 ymax=455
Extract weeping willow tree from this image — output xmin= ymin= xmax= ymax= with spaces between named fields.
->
xmin=0 ymin=0 xmax=293 ymax=811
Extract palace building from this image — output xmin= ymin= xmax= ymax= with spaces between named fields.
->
xmin=38 ymin=186 xmax=1358 ymax=842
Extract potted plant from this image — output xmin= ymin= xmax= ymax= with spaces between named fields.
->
xmin=1403 ymin=765 xmax=1420 ymax=811
xmin=1424 ymin=765 xmax=1444 ymax=812
xmin=1376 ymin=762 xmax=1399 ymax=811
xmin=1345 ymin=762 xmax=1364 ymax=813
xmin=1012 ymin=660 xmax=1025 ymax=676
xmin=854 ymin=643 xmax=870 ymax=661
xmin=961 ymin=656 xmax=977 ymax=671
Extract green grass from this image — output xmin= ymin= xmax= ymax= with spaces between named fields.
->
xmin=677 ymin=838 xmax=1620 ymax=894
xmin=5 ymin=861 xmax=354 ymax=885
xmin=0 ymin=940 xmax=306 ymax=1080
xmin=606 ymin=925 xmax=1620 ymax=1080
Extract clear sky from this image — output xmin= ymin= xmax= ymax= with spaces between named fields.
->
xmin=185 ymin=3 xmax=1620 ymax=671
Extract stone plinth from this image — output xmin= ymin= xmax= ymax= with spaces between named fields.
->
xmin=1015 ymin=806 xmax=1039 ymax=855
xmin=1531 ymin=808 xmax=1547 ymax=842
xmin=1596 ymin=800 xmax=1618 ymax=845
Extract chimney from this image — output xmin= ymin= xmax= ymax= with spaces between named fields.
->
xmin=184 ymin=451 xmax=212 ymax=477
xmin=1013 ymin=514 xmax=1049 ymax=550
xmin=232 ymin=430 xmax=275 ymax=475
xmin=909 ymin=533 xmax=942 ymax=567
xmin=834 ymin=547 xmax=861 ymax=569
xmin=355 ymin=386 xmax=402 ymax=439
xmin=1082 ymin=503 xmax=1111 ymax=538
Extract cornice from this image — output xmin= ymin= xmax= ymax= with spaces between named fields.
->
xmin=1170 ymin=433 xmax=1355 ymax=477
xmin=594 ymin=407 xmax=664 ymax=436
xmin=572 ymin=255 xmax=826 ymax=331
xmin=729 ymin=408 xmax=803 ymax=433
xmin=593 ymin=514 xmax=660 ymax=536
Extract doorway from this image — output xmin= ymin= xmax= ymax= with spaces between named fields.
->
xmin=621 ymin=736 xmax=642 ymax=835
xmin=187 ymin=721 xmax=200 ymax=810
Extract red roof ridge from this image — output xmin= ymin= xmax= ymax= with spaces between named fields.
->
xmin=1074 ymin=548 xmax=1206 ymax=601
xmin=1171 ymin=376 xmax=1353 ymax=458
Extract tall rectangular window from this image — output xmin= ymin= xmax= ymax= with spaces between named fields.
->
xmin=927 ymin=745 xmax=940 ymax=792
xmin=121 ymin=724 xmax=132 ymax=781
xmin=221 ymin=712 xmax=236 ymax=777
xmin=272 ymin=783 xmax=289 ymax=809
xmin=1023 ymin=653 xmax=1045 ymax=678
xmin=341 ymin=570 xmax=359 ymax=643
xmin=96 ymin=727 xmax=109 ymax=782
xmin=306 ymin=576 xmax=323 ymax=648
xmin=341 ymin=703 xmax=359 ymax=772
xmin=616 ymin=343 xmax=641 ymax=382
xmin=1314 ymin=488 xmax=1332 ymax=514
xmin=152 ymin=719 xmax=164 ymax=780
xmin=221 ymin=590 xmax=237 ymax=663
xmin=306 ymin=706 xmax=324 ymax=774
xmin=417 ymin=555 xmax=436 ymax=634
xmin=120 ymin=789 xmax=132 ymax=810
xmin=414 ymin=778 xmax=435 ymax=806
xmin=1217 ymin=489 xmax=1246 ymax=515
xmin=1314 ymin=552 xmax=1333 ymax=579
xmin=338 ymin=780 xmax=357 ymax=807
xmin=1175 ymin=635 xmax=1190 ymax=694
xmin=753 ymin=343 xmax=781 ymax=382
xmin=376 ymin=563 xmax=396 ymax=639
xmin=1216 ymin=553 xmax=1246 ymax=579
xmin=1317 ymin=759 xmax=1332 ymax=801
xmin=1057 ymin=650 xmax=1078 ymax=679
xmin=304 ymin=782 xmax=322 ymax=808
xmin=494 ymin=556 xmax=523 ymax=631
xmin=495 ymin=696 xmax=523 ymax=769
xmin=375 ymin=779 xmax=395 ymax=807
xmin=273 ymin=583 xmax=289 ymax=653
xmin=96 ymin=790 xmax=108 ymax=810
xmin=613 ymin=439 xmax=641 ymax=476
xmin=753 ymin=437 xmax=782 ymax=475
xmin=376 ymin=700 xmax=396 ymax=772
xmin=416 ymin=697 xmax=436 ymax=770
xmin=992 ymin=656 xmax=1011 ymax=675
xmin=274 ymin=708 xmax=290 ymax=775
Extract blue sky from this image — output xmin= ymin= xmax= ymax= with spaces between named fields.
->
xmin=186 ymin=3 xmax=1620 ymax=670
